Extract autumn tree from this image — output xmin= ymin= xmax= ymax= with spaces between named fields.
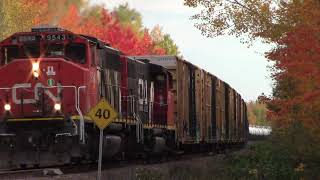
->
xmin=184 ymin=0 xmax=320 ymax=43
xmin=266 ymin=26 xmax=320 ymax=129
xmin=113 ymin=5 xmax=180 ymax=55
xmin=0 ymin=0 xmax=47 ymax=40
xmin=113 ymin=3 xmax=144 ymax=35
xmin=151 ymin=25 xmax=180 ymax=56
xmin=247 ymin=101 xmax=268 ymax=126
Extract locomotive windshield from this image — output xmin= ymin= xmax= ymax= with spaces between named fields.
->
xmin=0 ymin=42 xmax=87 ymax=65
xmin=23 ymin=44 xmax=40 ymax=58
xmin=65 ymin=43 xmax=86 ymax=64
xmin=45 ymin=43 xmax=64 ymax=56
xmin=1 ymin=46 xmax=19 ymax=65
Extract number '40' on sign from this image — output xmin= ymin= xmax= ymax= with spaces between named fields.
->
xmin=95 ymin=108 xmax=110 ymax=119
xmin=87 ymin=99 xmax=118 ymax=130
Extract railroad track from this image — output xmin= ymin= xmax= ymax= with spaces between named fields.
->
xmin=0 ymin=163 xmax=95 ymax=179
xmin=0 ymin=145 xmax=249 ymax=179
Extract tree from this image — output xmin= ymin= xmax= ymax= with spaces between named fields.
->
xmin=184 ymin=0 xmax=320 ymax=43
xmin=151 ymin=25 xmax=180 ymax=56
xmin=0 ymin=0 xmax=46 ymax=40
xmin=266 ymin=26 xmax=320 ymax=129
xmin=247 ymin=101 xmax=269 ymax=126
xmin=113 ymin=3 xmax=143 ymax=35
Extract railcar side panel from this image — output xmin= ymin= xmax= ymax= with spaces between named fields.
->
xmin=228 ymin=88 xmax=235 ymax=141
xmin=244 ymin=101 xmax=249 ymax=141
xmin=195 ymin=68 xmax=204 ymax=142
xmin=167 ymin=91 xmax=175 ymax=128
xmin=240 ymin=100 xmax=245 ymax=141
xmin=235 ymin=93 xmax=241 ymax=141
xmin=188 ymin=64 xmax=197 ymax=141
xmin=203 ymin=72 xmax=212 ymax=142
xmin=216 ymin=79 xmax=226 ymax=141
xmin=224 ymin=83 xmax=230 ymax=141
xmin=176 ymin=59 xmax=190 ymax=143
xmin=211 ymin=75 xmax=217 ymax=141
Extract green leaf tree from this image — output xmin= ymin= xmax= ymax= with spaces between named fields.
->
xmin=113 ymin=3 xmax=143 ymax=34
xmin=150 ymin=25 xmax=180 ymax=56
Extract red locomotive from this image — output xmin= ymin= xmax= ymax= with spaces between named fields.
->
xmin=0 ymin=26 xmax=248 ymax=169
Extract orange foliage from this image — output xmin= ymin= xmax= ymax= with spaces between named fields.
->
xmin=266 ymin=26 xmax=320 ymax=129
xmin=24 ymin=0 xmax=166 ymax=56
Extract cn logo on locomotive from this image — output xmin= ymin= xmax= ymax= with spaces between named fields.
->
xmin=12 ymin=83 xmax=61 ymax=104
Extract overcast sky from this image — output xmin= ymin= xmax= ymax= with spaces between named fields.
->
xmin=90 ymin=0 xmax=273 ymax=101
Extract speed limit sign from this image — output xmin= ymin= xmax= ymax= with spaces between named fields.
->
xmin=87 ymin=98 xmax=118 ymax=130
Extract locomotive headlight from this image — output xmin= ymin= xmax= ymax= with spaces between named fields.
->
xmin=32 ymin=62 xmax=40 ymax=78
xmin=32 ymin=62 xmax=39 ymax=71
xmin=4 ymin=104 xmax=11 ymax=111
xmin=54 ymin=103 xmax=61 ymax=111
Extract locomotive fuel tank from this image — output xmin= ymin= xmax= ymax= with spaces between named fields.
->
xmin=103 ymin=135 xmax=122 ymax=158
xmin=152 ymin=136 xmax=166 ymax=154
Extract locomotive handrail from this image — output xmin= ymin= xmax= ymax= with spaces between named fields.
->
xmin=28 ymin=85 xmax=85 ymax=141
xmin=77 ymin=86 xmax=86 ymax=143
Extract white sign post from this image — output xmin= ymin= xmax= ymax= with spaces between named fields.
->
xmin=97 ymin=129 xmax=103 ymax=180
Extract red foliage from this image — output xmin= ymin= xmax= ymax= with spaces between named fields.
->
xmin=266 ymin=26 xmax=320 ymax=128
xmin=29 ymin=2 xmax=166 ymax=56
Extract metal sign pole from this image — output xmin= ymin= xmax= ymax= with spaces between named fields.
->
xmin=87 ymin=99 xmax=118 ymax=180
xmin=97 ymin=129 xmax=103 ymax=180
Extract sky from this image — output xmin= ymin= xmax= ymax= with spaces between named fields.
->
xmin=90 ymin=0 xmax=273 ymax=102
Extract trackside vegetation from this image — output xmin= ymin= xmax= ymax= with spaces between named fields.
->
xmin=133 ymin=122 xmax=320 ymax=180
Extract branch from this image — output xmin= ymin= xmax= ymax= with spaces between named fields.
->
xmin=226 ymin=0 xmax=256 ymax=13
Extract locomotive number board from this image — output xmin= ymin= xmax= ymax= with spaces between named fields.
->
xmin=18 ymin=35 xmax=41 ymax=42
xmin=46 ymin=34 xmax=66 ymax=41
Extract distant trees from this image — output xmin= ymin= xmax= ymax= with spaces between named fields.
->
xmin=247 ymin=101 xmax=268 ymax=126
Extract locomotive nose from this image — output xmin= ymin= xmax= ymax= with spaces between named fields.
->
xmin=0 ymin=58 xmax=64 ymax=118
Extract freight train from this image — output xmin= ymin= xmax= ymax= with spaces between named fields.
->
xmin=0 ymin=26 xmax=248 ymax=169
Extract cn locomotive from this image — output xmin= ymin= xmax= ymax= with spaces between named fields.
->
xmin=0 ymin=26 xmax=248 ymax=169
